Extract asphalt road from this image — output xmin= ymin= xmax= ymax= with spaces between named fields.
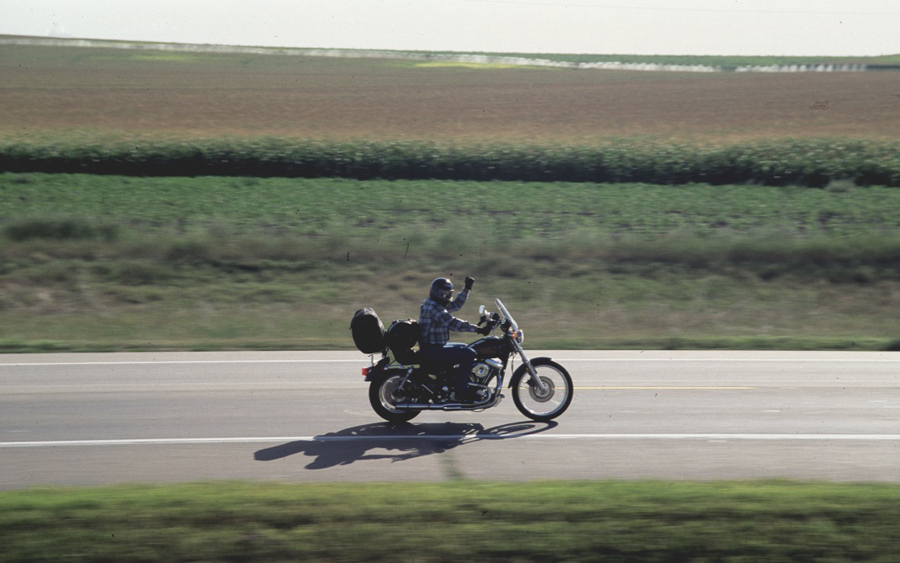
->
xmin=1 ymin=350 xmax=898 ymax=489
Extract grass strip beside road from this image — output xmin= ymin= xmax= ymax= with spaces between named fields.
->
xmin=2 ymin=481 xmax=899 ymax=562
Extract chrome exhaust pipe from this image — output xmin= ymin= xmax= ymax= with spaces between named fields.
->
xmin=395 ymin=394 xmax=500 ymax=411
xmin=394 ymin=379 xmax=503 ymax=411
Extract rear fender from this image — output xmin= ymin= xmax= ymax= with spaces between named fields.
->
xmin=363 ymin=357 xmax=392 ymax=381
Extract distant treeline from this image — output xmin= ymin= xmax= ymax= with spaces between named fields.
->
xmin=2 ymin=138 xmax=898 ymax=187
xmin=3 ymin=36 xmax=898 ymax=73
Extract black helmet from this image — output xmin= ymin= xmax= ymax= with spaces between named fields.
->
xmin=429 ymin=277 xmax=454 ymax=306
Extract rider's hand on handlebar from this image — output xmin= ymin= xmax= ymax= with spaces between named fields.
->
xmin=464 ymin=276 xmax=475 ymax=291
xmin=477 ymin=324 xmax=492 ymax=336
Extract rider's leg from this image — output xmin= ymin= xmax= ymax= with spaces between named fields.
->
xmin=420 ymin=343 xmax=477 ymax=401
xmin=449 ymin=344 xmax=477 ymax=401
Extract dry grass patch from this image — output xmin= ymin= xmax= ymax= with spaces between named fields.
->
xmin=2 ymin=44 xmax=900 ymax=143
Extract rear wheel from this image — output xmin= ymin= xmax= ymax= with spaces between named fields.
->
xmin=369 ymin=373 xmax=420 ymax=423
xmin=511 ymin=358 xmax=573 ymax=422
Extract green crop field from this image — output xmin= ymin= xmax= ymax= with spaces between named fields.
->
xmin=4 ymin=173 xmax=900 ymax=352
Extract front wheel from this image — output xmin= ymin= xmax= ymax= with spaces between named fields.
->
xmin=511 ymin=358 xmax=573 ymax=422
xmin=369 ymin=373 xmax=420 ymax=423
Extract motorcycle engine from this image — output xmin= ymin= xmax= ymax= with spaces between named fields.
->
xmin=470 ymin=359 xmax=503 ymax=383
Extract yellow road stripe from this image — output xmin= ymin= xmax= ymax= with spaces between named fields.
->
xmin=575 ymin=386 xmax=755 ymax=390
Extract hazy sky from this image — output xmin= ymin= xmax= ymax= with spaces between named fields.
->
xmin=1 ymin=0 xmax=898 ymax=57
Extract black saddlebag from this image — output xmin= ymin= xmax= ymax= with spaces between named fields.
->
xmin=386 ymin=319 xmax=419 ymax=351
xmin=350 ymin=308 xmax=386 ymax=354
xmin=386 ymin=319 xmax=420 ymax=364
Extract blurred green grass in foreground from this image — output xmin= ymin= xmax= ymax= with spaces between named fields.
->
xmin=2 ymin=481 xmax=899 ymax=562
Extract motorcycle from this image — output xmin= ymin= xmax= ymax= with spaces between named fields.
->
xmin=362 ymin=299 xmax=573 ymax=423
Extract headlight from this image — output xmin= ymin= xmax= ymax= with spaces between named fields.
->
xmin=512 ymin=329 xmax=524 ymax=344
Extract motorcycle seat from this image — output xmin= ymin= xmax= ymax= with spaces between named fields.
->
xmin=391 ymin=347 xmax=421 ymax=366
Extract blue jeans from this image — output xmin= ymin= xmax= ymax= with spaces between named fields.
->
xmin=420 ymin=342 xmax=477 ymax=398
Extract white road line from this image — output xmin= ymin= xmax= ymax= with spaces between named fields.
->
xmin=0 ymin=438 xmax=311 ymax=447
xmin=4 ymin=358 xmax=900 ymax=367
xmin=2 ymin=434 xmax=899 ymax=448
xmin=0 ymin=362 xmax=370 ymax=367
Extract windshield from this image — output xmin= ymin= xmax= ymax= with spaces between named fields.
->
xmin=495 ymin=299 xmax=518 ymax=332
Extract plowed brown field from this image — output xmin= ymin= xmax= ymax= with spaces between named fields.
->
xmin=2 ymin=45 xmax=899 ymax=143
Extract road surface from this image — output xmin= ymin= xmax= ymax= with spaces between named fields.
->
xmin=1 ymin=351 xmax=898 ymax=489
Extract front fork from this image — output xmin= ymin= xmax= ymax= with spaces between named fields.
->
xmin=511 ymin=340 xmax=550 ymax=394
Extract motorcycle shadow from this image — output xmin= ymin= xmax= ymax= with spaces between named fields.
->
xmin=254 ymin=420 xmax=557 ymax=470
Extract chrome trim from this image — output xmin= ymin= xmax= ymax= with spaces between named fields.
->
xmin=396 ymin=367 xmax=414 ymax=390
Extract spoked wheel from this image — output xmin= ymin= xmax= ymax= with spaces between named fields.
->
xmin=511 ymin=358 xmax=573 ymax=422
xmin=369 ymin=373 xmax=420 ymax=423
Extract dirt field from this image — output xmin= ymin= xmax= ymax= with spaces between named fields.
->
xmin=2 ymin=44 xmax=899 ymax=144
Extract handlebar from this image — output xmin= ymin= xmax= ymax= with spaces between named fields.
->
xmin=480 ymin=300 xmax=524 ymax=344
xmin=478 ymin=311 xmax=500 ymax=325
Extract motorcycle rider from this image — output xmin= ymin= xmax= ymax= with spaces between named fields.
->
xmin=419 ymin=276 xmax=491 ymax=403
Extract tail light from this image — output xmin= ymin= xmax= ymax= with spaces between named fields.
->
xmin=362 ymin=366 xmax=371 ymax=377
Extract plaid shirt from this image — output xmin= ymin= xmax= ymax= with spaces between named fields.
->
xmin=418 ymin=289 xmax=479 ymax=346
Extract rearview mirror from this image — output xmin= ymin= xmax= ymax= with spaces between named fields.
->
xmin=478 ymin=305 xmax=486 ymax=314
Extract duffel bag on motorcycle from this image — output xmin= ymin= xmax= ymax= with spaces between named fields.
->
xmin=350 ymin=308 xmax=386 ymax=354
